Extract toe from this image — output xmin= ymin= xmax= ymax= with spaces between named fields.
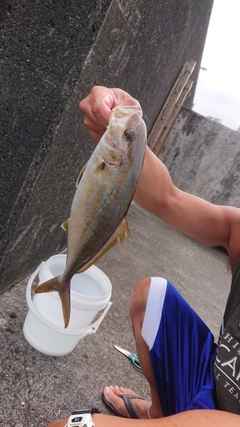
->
xmin=103 ymin=386 xmax=130 ymax=417
xmin=103 ymin=385 xmax=151 ymax=419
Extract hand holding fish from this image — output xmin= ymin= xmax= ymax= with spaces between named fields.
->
xmin=79 ymin=86 xmax=140 ymax=141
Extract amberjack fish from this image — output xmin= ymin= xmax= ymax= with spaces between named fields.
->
xmin=35 ymin=105 xmax=147 ymax=328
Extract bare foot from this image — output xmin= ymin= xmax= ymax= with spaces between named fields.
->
xmin=102 ymin=385 xmax=151 ymax=419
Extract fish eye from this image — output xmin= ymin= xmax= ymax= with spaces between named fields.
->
xmin=124 ymin=128 xmax=135 ymax=141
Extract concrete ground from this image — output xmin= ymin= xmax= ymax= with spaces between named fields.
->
xmin=0 ymin=202 xmax=231 ymax=427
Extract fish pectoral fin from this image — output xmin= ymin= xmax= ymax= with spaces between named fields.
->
xmin=114 ymin=217 xmax=132 ymax=243
xmin=76 ymin=162 xmax=88 ymax=187
xmin=95 ymin=161 xmax=106 ymax=175
xmin=61 ymin=218 xmax=69 ymax=234
xmin=76 ymin=217 xmax=131 ymax=275
xmin=35 ymin=276 xmax=71 ymax=328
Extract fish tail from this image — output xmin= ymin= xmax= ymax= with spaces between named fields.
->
xmin=35 ymin=276 xmax=71 ymax=329
xmin=35 ymin=276 xmax=60 ymax=294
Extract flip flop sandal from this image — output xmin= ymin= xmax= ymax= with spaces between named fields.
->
xmin=102 ymin=392 xmax=147 ymax=419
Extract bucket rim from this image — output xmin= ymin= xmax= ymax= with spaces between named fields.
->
xmin=26 ymin=263 xmax=112 ymax=336
xmin=41 ymin=254 xmax=112 ymax=299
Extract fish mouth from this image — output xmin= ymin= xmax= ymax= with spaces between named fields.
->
xmin=110 ymin=105 xmax=142 ymax=126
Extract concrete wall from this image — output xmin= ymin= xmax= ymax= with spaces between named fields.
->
xmin=0 ymin=0 xmax=213 ymax=292
xmin=160 ymin=108 xmax=240 ymax=207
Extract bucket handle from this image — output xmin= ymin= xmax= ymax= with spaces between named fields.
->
xmin=26 ymin=262 xmax=112 ymax=336
xmin=83 ymin=300 xmax=112 ymax=335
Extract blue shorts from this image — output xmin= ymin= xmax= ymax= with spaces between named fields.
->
xmin=142 ymin=277 xmax=217 ymax=416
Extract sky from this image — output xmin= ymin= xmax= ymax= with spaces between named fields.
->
xmin=193 ymin=0 xmax=240 ymax=131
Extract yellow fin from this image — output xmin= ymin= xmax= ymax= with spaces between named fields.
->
xmin=61 ymin=218 xmax=69 ymax=234
xmin=76 ymin=162 xmax=88 ymax=187
xmin=76 ymin=217 xmax=131 ymax=274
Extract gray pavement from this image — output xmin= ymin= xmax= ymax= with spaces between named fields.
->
xmin=0 ymin=203 xmax=231 ymax=427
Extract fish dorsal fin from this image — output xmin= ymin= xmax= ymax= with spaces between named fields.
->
xmin=61 ymin=218 xmax=69 ymax=234
xmin=76 ymin=217 xmax=131 ymax=274
xmin=76 ymin=162 xmax=88 ymax=187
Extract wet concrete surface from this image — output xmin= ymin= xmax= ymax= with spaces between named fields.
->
xmin=0 ymin=202 xmax=230 ymax=426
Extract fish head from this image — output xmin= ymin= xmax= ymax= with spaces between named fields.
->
xmin=102 ymin=105 xmax=147 ymax=164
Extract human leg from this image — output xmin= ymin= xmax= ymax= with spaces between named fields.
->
xmin=143 ymin=278 xmax=217 ymax=415
xmin=129 ymin=277 xmax=164 ymax=418
xmin=103 ymin=277 xmax=163 ymax=419
xmin=103 ymin=277 xmax=217 ymax=417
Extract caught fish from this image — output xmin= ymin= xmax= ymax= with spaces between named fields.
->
xmin=35 ymin=105 xmax=147 ymax=328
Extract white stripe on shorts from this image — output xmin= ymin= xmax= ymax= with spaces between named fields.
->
xmin=141 ymin=277 xmax=167 ymax=350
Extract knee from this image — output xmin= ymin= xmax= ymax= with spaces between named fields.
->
xmin=129 ymin=277 xmax=151 ymax=321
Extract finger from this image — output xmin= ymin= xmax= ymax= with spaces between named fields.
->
xmin=90 ymin=88 xmax=114 ymax=127
xmin=88 ymin=129 xmax=103 ymax=142
xmin=82 ymin=116 xmax=106 ymax=142
xmin=83 ymin=116 xmax=106 ymax=134
xmin=79 ymin=97 xmax=110 ymax=136
xmin=83 ymin=116 xmax=104 ymax=141
xmin=79 ymin=87 xmax=113 ymax=128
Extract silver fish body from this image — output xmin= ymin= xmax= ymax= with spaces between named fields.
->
xmin=35 ymin=105 xmax=147 ymax=327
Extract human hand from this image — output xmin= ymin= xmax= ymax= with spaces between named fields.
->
xmin=79 ymin=86 xmax=140 ymax=141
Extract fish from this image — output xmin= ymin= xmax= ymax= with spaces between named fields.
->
xmin=35 ymin=105 xmax=147 ymax=328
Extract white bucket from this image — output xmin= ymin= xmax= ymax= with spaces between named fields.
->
xmin=23 ymin=255 xmax=112 ymax=356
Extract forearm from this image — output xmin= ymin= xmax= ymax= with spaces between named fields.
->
xmin=134 ymin=147 xmax=173 ymax=213
xmin=47 ymin=410 xmax=239 ymax=427
xmin=134 ymin=147 xmax=230 ymax=250
xmin=93 ymin=411 xmax=239 ymax=427
xmin=94 ymin=411 xmax=239 ymax=427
